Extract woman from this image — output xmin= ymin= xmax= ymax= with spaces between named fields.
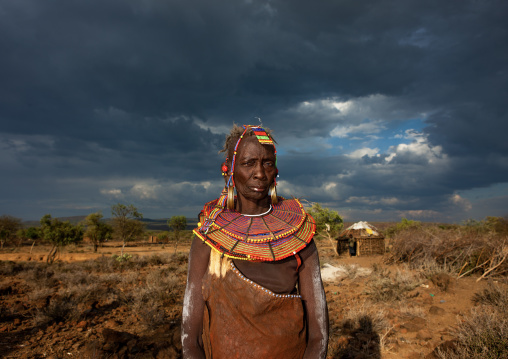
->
xmin=182 ymin=124 xmax=328 ymax=358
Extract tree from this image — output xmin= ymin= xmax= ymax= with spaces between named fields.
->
xmin=25 ymin=226 xmax=40 ymax=241
xmin=307 ymin=203 xmax=343 ymax=234
xmin=24 ymin=226 xmax=40 ymax=253
xmin=40 ymin=214 xmax=83 ymax=264
xmin=0 ymin=215 xmax=22 ymax=249
xmin=307 ymin=203 xmax=344 ymax=255
xmin=15 ymin=226 xmax=41 ymax=253
xmin=84 ymin=212 xmax=113 ymax=253
xmin=111 ymin=204 xmax=144 ymax=255
xmin=168 ymin=216 xmax=187 ymax=253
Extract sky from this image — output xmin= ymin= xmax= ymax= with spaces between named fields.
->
xmin=1 ymin=0 xmax=507 ymax=223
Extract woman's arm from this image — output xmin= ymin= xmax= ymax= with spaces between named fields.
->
xmin=298 ymin=240 xmax=329 ymax=359
xmin=181 ymin=236 xmax=211 ymax=359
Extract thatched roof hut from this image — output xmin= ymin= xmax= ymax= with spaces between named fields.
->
xmin=337 ymin=221 xmax=385 ymax=256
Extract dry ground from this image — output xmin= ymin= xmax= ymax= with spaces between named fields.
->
xmin=0 ymin=238 xmax=505 ymax=358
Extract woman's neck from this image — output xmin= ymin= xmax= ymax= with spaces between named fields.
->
xmin=235 ymin=197 xmax=271 ymax=216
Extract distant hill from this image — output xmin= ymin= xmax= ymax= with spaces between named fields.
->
xmin=22 ymin=216 xmax=198 ymax=232
xmin=22 ymin=215 xmax=87 ymax=228
xmin=140 ymin=218 xmax=198 ymax=231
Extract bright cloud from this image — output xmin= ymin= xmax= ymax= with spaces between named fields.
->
xmin=450 ymin=194 xmax=472 ymax=212
xmin=331 ymin=121 xmax=385 ymax=138
xmin=346 ymin=147 xmax=380 ymax=159
xmin=385 ymin=130 xmax=446 ymax=164
xmin=100 ymin=189 xmax=123 ymax=198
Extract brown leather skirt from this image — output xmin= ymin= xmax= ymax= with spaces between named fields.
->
xmin=202 ymin=251 xmax=306 ymax=359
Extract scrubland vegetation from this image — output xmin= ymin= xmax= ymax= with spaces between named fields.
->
xmin=321 ymin=216 xmax=508 ymax=358
xmin=1 ymin=210 xmax=507 ymax=358
xmin=1 ymin=252 xmax=189 ymax=358
xmin=383 ymin=216 xmax=508 ymax=359
xmin=386 ymin=217 xmax=508 ymax=281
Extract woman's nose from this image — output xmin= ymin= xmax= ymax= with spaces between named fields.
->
xmin=252 ymin=162 xmax=267 ymax=180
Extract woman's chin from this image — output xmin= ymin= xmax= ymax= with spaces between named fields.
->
xmin=238 ymin=191 xmax=270 ymax=202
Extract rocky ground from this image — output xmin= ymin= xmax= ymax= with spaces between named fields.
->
xmin=0 ymin=238 xmax=505 ymax=358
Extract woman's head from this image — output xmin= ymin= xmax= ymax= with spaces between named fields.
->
xmin=220 ymin=124 xmax=278 ymax=211
xmin=232 ymin=136 xmax=277 ymax=211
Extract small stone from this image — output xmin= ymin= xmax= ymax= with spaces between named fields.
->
xmin=105 ymin=319 xmax=120 ymax=328
xmin=77 ymin=320 xmax=87 ymax=328
xmin=423 ymin=296 xmax=433 ymax=305
xmin=406 ymin=352 xmax=423 ymax=359
xmin=416 ymin=329 xmax=433 ymax=340
xmin=401 ymin=317 xmax=426 ymax=332
xmin=429 ymin=306 xmax=445 ymax=315
xmin=336 ymin=337 xmax=349 ymax=347
xmin=13 ymin=302 xmax=26 ymax=312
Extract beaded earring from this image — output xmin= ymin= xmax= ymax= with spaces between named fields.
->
xmin=221 ymin=161 xmax=228 ymax=177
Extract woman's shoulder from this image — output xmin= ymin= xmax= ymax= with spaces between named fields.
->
xmin=299 ymin=238 xmax=317 ymax=261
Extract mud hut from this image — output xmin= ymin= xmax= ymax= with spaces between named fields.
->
xmin=337 ymin=221 xmax=385 ymax=256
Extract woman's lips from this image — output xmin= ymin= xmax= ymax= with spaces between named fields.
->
xmin=249 ymin=186 xmax=266 ymax=192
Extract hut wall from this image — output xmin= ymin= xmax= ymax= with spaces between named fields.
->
xmin=357 ymin=237 xmax=385 ymax=256
xmin=337 ymin=239 xmax=349 ymax=255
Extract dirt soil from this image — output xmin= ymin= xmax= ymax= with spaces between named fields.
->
xmin=0 ymin=239 xmax=503 ymax=358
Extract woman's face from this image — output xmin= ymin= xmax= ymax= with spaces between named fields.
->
xmin=230 ymin=136 xmax=277 ymax=207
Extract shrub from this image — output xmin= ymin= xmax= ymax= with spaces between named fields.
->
xmin=329 ymin=301 xmax=390 ymax=359
xmin=28 ymin=287 xmax=54 ymax=302
xmin=364 ymin=269 xmax=421 ymax=302
xmin=472 ymin=282 xmax=508 ymax=309
xmin=386 ymin=223 xmax=508 ymax=280
xmin=130 ymin=270 xmax=180 ymax=329
xmin=35 ymin=296 xmax=79 ymax=326
xmin=0 ymin=261 xmax=25 ymax=276
xmin=19 ymin=265 xmax=59 ymax=290
xmin=437 ymin=306 xmax=508 ymax=359
xmin=114 ymin=253 xmax=132 ymax=263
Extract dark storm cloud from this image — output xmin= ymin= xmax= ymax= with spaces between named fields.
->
xmin=0 ymin=0 xmax=507 ymax=220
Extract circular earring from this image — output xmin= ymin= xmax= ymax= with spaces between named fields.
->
xmin=270 ymin=183 xmax=278 ymax=205
xmin=227 ymin=185 xmax=235 ymax=210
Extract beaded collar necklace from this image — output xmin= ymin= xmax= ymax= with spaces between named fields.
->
xmin=194 ymin=197 xmax=316 ymax=261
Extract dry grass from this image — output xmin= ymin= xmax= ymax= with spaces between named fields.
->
xmin=398 ymin=303 xmax=426 ymax=319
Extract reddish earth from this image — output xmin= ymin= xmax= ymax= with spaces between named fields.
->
xmin=0 ymin=239 xmax=503 ymax=358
